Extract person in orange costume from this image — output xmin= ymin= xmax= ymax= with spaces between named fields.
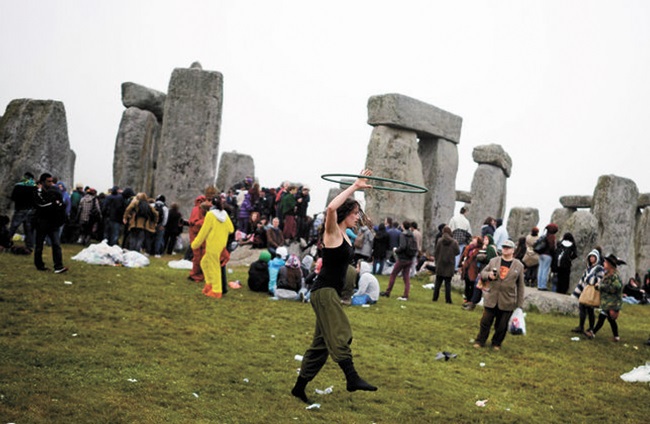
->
xmin=190 ymin=197 xmax=234 ymax=298
xmin=188 ymin=195 xmax=208 ymax=282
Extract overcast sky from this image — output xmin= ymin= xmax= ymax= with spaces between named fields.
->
xmin=1 ymin=0 xmax=648 ymax=229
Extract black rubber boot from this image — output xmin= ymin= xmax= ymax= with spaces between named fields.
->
xmin=291 ymin=376 xmax=313 ymax=404
xmin=338 ymin=358 xmax=377 ymax=392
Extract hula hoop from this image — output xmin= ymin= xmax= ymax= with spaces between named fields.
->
xmin=320 ymin=173 xmax=428 ymax=194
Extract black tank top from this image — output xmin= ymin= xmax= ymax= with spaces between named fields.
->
xmin=312 ymin=240 xmax=353 ymax=295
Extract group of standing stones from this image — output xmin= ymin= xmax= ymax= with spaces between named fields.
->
xmin=1 ymin=63 xmax=648 ymax=287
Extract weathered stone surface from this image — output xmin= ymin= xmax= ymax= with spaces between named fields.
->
xmin=326 ymin=187 xmax=344 ymax=207
xmin=468 ymin=164 xmax=507 ymax=237
xmin=506 ymin=207 xmax=539 ymax=240
xmin=113 ymin=107 xmax=160 ymax=196
xmin=154 ymin=66 xmax=224 ymax=217
xmin=419 ymin=137 xmax=458 ymax=243
xmin=592 ymin=175 xmax=638 ymax=282
xmin=635 ymin=207 xmax=650 ymax=278
xmin=456 ymin=190 xmax=471 ymax=203
xmin=563 ymin=211 xmax=599 ymax=293
xmin=364 ymin=125 xmax=425 ymax=234
xmin=0 ymin=99 xmax=75 ymax=214
xmin=121 ymin=82 xmax=166 ymax=121
xmin=216 ymin=151 xmax=255 ymax=192
xmin=337 ymin=178 xmax=355 ymax=190
xmin=550 ymin=208 xmax=574 ymax=235
xmin=638 ymin=193 xmax=650 ymax=208
xmin=471 ymin=144 xmax=512 ymax=177
xmin=367 ymin=94 xmax=462 ymax=143
xmin=559 ymin=195 xmax=592 ymax=209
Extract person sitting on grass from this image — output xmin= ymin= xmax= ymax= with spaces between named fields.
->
xmin=275 ymin=254 xmax=304 ymax=300
xmin=248 ymin=250 xmax=271 ymax=293
xmin=351 ymin=261 xmax=380 ymax=305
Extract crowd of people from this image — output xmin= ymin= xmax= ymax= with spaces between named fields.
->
xmin=3 ymin=170 xmax=650 ymax=362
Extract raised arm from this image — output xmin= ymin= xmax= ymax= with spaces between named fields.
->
xmin=323 ymin=169 xmax=372 ymax=247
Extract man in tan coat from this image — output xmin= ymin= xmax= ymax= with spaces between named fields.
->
xmin=473 ymin=239 xmax=525 ymax=350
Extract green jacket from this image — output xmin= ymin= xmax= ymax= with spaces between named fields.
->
xmin=598 ymin=271 xmax=623 ymax=311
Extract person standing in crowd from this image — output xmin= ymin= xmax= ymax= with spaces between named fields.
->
xmin=122 ymin=192 xmax=158 ymax=253
xmin=492 ymin=218 xmax=509 ymax=252
xmin=553 ymin=232 xmax=578 ymax=294
xmin=537 ymin=223 xmax=559 ymax=291
xmin=8 ymin=172 xmax=37 ymax=252
xmin=102 ymin=186 xmax=124 ymax=246
xmin=572 ymin=249 xmax=604 ymax=336
xmin=522 ymin=227 xmax=540 ymax=286
xmin=449 ymin=206 xmax=472 ymax=270
xmin=153 ymin=195 xmax=168 ymax=257
xmin=291 ymin=170 xmax=377 ymax=405
xmin=164 ymin=202 xmax=185 ymax=255
xmin=432 ymin=226 xmax=460 ymax=304
xmin=588 ymin=254 xmax=625 ymax=341
xmin=266 ymin=217 xmax=285 ymax=257
xmin=381 ymin=221 xmax=417 ymax=301
xmin=480 ymin=217 xmax=496 ymax=237
xmin=460 ymin=236 xmax=482 ymax=306
xmin=473 ymin=239 xmax=524 ymax=350
xmin=296 ymin=185 xmax=311 ymax=240
xmin=77 ymin=188 xmax=101 ymax=245
xmin=353 ymin=224 xmax=373 ymax=264
xmin=33 ymin=173 xmax=67 ymax=273
xmin=371 ymin=223 xmax=389 ymax=275
xmin=190 ymin=195 xmax=234 ymax=299
xmin=463 ymin=234 xmax=499 ymax=311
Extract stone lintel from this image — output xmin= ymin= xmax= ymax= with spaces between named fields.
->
xmin=367 ymin=93 xmax=462 ymax=143
xmin=559 ymin=195 xmax=592 ymax=209
xmin=456 ymin=190 xmax=472 ymax=203
xmin=472 ymin=144 xmax=512 ymax=177
xmin=638 ymin=193 xmax=650 ymax=208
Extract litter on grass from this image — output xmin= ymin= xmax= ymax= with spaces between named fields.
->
xmin=64 ymin=281 xmax=73 ymax=285
xmin=620 ymin=364 xmax=650 ymax=382
xmin=243 ymin=378 xmax=249 ymax=383
xmin=306 ymin=403 xmax=321 ymax=410
xmin=435 ymin=351 xmax=458 ymax=361
xmin=422 ymin=283 xmax=435 ymax=290
xmin=294 ymin=354 xmax=303 ymax=362
xmin=479 ymin=362 xmax=486 ymax=367
xmin=571 ymin=337 xmax=580 ymax=341
xmin=314 ymin=386 xmax=333 ymax=395
xmin=127 ymin=379 xmax=137 ymax=383
xmin=71 ymin=241 xmax=149 ymax=268
xmin=168 ymin=259 xmax=192 ymax=269
xmin=193 ymin=393 xmax=199 ymax=398
xmin=475 ymin=399 xmax=488 ymax=407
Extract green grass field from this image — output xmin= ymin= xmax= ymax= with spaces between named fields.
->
xmin=1 ymin=244 xmax=649 ymax=423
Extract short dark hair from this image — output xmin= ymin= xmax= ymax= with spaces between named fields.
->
xmin=460 ymin=207 xmax=467 ymax=214
xmin=39 ymin=173 xmax=52 ymax=183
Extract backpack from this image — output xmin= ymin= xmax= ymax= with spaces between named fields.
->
xmin=404 ymin=233 xmax=418 ymax=257
xmin=555 ymin=245 xmax=573 ymax=270
xmin=533 ymin=236 xmax=547 ymax=254
xmin=154 ymin=202 xmax=165 ymax=225
xmin=354 ymin=231 xmax=365 ymax=249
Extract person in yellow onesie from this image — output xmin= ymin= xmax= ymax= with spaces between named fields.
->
xmin=190 ymin=198 xmax=234 ymax=298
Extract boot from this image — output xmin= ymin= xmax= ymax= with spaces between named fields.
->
xmin=291 ymin=376 xmax=313 ymax=404
xmin=338 ymin=358 xmax=377 ymax=392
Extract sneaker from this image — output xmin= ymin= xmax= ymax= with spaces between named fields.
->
xmin=584 ymin=330 xmax=595 ymax=339
xmin=54 ymin=267 xmax=68 ymax=274
xmin=463 ymin=303 xmax=476 ymax=311
xmin=379 ymin=291 xmax=390 ymax=298
xmin=154 ymin=254 xmax=161 ymax=258
xmin=397 ymin=297 xmax=408 ymax=301
xmin=571 ymin=326 xmax=583 ymax=333
xmin=472 ymin=343 xmax=482 ymax=349
xmin=492 ymin=346 xmax=501 ymax=351
xmin=612 ymin=336 xmax=620 ymax=342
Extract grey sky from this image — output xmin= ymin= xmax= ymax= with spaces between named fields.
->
xmin=1 ymin=0 xmax=648 ymax=229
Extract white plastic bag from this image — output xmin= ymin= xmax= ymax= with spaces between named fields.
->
xmin=508 ymin=307 xmax=526 ymax=335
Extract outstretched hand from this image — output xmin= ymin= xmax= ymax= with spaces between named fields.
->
xmin=353 ymin=169 xmax=373 ymax=190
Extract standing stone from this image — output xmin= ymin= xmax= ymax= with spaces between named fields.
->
xmin=0 ymin=99 xmax=75 ymax=214
xmin=113 ymin=107 xmax=160 ymax=195
xmin=635 ymin=207 xmax=650 ymax=279
xmin=326 ymin=187 xmax=345 ymax=207
xmin=550 ymin=208 xmax=575 ymax=235
xmin=562 ymin=211 xmax=599 ymax=293
xmin=121 ymin=82 xmax=167 ymax=121
xmin=216 ymin=151 xmax=255 ymax=192
xmin=467 ymin=144 xmax=511 ymax=234
xmin=418 ymin=137 xmax=458 ymax=242
xmin=592 ymin=175 xmax=639 ymax=282
xmin=155 ymin=65 xmax=223 ymax=217
xmin=507 ymin=207 xmax=539 ymax=241
xmin=364 ymin=125 xmax=425 ymax=231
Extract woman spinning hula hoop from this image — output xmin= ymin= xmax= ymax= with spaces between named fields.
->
xmin=291 ymin=169 xmax=377 ymax=405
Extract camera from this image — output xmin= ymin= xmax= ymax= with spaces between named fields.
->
xmin=492 ymin=267 xmax=498 ymax=278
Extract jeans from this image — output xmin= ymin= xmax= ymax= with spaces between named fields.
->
xmin=455 ymin=243 xmax=466 ymax=269
xmin=9 ymin=208 xmax=35 ymax=250
xmin=537 ymin=254 xmax=552 ymax=290
xmin=34 ymin=223 xmax=63 ymax=270
xmin=372 ymin=258 xmax=385 ymax=275
xmin=104 ymin=220 xmax=122 ymax=246
xmin=154 ymin=226 xmax=165 ymax=255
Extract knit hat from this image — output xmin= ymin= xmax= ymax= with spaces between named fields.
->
xmin=276 ymin=246 xmax=288 ymax=260
xmin=259 ymin=250 xmax=272 ymax=263
xmin=587 ymin=249 xmax=600 ymax=263
xmin=286 ymin=254 xmax=301 ymax=269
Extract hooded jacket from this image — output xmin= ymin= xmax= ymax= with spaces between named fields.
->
xmin=434 ymin=230 xmax=460 ymax=278
xmin=356 ymin=261 xmax=380 ymax=301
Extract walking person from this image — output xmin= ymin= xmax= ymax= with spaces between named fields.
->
xmin=472 ymin=239 xmax=525 ymax=350
xmin=537 ymin=223 xmax=559 ymax=291
xmin=292 ymin=170 xmax=377 ymax=405
xmin=8 ymin=172 xmax=37 ymax=251
xmin=380 ymin=221 xmax=418 ymax=301
xmin=589 ymin=254 xmax=625 ymax=342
